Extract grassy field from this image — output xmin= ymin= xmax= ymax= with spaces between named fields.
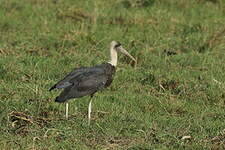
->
xmin=1 ymin=0 xmax=225 ymax=149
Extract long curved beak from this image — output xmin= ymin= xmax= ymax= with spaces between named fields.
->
xmin=120 ymin=47 xmax=137 ymax=63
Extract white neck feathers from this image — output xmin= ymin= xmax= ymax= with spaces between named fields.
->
xmin=108 ymin=47 xmax=117 ymax=66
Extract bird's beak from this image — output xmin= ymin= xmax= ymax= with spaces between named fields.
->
xmin=119 ymin=47 xmax=137 ymax=63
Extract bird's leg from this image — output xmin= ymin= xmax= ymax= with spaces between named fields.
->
xmin=88 ymin=98 xmax=93 ymax=125
xmin=66 ymin=102 xmax=69 ymax=119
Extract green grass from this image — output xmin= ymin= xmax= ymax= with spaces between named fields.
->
xmin=1 ymin=0 xmax=225 ymax=149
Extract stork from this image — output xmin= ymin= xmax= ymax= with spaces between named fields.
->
xmin=49 ymin=41 xmax=136 ymax=125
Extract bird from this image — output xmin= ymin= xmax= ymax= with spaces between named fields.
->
xmin=49 ymin=41 xmax=136 ymax=125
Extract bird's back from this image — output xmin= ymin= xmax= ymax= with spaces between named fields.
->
xmin=50 ymin=63 xmax=116 ymax=103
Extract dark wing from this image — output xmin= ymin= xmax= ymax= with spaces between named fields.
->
xmin=49 ymin=66 xmax=105 ymax=91
xmin=49 ymin=67 xmax=88 ymax=91
xmin=54 ymin=68 xmax=108 ymax=102
xmin=76 ymin=71 xmax=108 ymax=92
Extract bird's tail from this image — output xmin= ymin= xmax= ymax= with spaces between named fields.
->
xmin=55 ymin=96 xmax=68 ymax=103
xmin=54 ymin=87 xmax=70 ymax=103
xmin=49 ymin=85 xmax=56 ymax=91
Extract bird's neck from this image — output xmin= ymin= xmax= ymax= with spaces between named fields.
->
xmin=108 ymin=47 xmax=117 ymax=66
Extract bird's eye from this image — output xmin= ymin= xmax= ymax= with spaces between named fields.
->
xmin=114 ymin=42 xmax=121 ymax=48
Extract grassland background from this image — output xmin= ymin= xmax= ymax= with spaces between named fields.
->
xmin=0 ymin=0 xmax=225 ymax=149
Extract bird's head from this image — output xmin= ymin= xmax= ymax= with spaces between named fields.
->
xmin=110 ymin=41 xmax=136 ymax=63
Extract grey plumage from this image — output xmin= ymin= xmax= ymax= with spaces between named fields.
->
xmin=49 ymin=63 xmax=116 ymax=102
